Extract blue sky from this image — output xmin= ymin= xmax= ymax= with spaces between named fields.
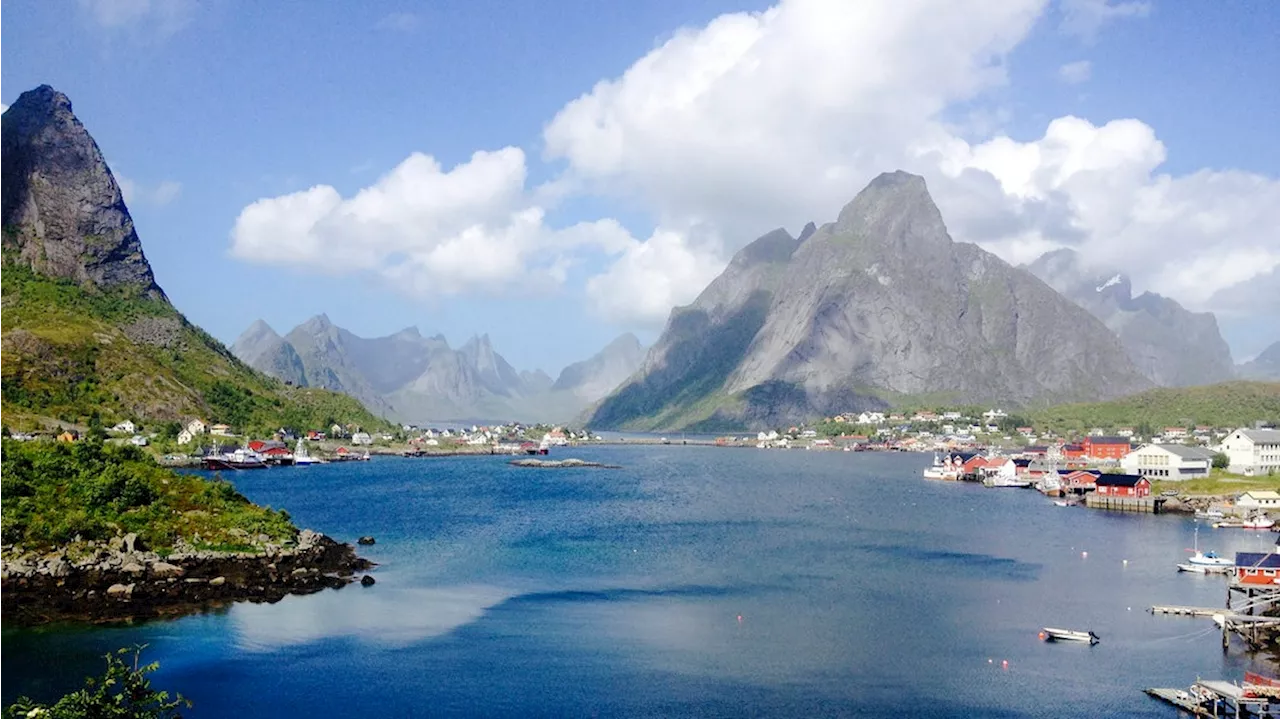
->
xmin=3 ymin=0 xmax=1278 ymax=373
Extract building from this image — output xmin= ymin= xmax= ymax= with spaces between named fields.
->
xmin=1094 ymin=473 xmax=1151 ymax=498
xmin=177 ymin=429 xmax=194 ymax=445
xmin=1121 ymin=444 xmax=1215 ymax=481
xmin=111 ymin=420 xmax=136 ymax=434
xmin=1061 ymin=443 xmax=1085 ymax=460
xmin=1218 ymin=429 xmax=1280 ymax=476
xmin=210 ymin=424 xmax=233 ymax=437
xmin=1060 ymin=469 xmax=1100 ymax=493
xmin=1232 ymin=552 xmax=1280 ymax=587
xmin=57 ymin=430 xmax=79 ymax=443
xmin=1236 ymin=491 xmax=1280 ymax=511
xmin=186 ymin=419 xmax=207 ymax=435
xmin=1082 ymin=436 xmax=1131 ymax=461
xmin=351 ymin=432 xmax=373 ymax=446
xmin=129 ymin=435 xmax=148 ymax=446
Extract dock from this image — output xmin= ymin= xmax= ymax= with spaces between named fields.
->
xmin=1150 ymin=605 xmax=1225 ymax=617
xmin=1146 ymin=680 xmax=1274 ymax=717
xmin=1145 ymin=688 xmax=1212 ymax=716
xmin=1084 ymin=495 xmax=1165 ymax=513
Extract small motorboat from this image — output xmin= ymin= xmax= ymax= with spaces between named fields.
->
xmin=1177 ymin=563 xmax=1229 ymax=574
xmin=1053 ymin=500 xmax=1071 ymax=507
xmin=1243 ymin=515 xmax=1275 ymax=530
xmin=1041 ymin=627 xmax=1099 ymax=645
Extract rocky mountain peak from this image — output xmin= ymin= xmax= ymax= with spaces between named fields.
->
xmin=2 ymin=84 xmax=166 ymax=300
xmin=797 ymin=221 xmax=817 ymax=243
xmin=833 ymin=170 xmax=947 ymax=252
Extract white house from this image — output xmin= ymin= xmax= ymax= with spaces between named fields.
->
xmin=351 ymin=432 xmax=373 ymax=446
xmin=1218 ymin=429 xmax=1280 ymax=475
xmin=129 ymin=435 xmax=149 ymax=446
xmin=1236 ymin=491 xmax=1280 ymax=511
xmin=982 ymin=458 xmax=1017 ymax=482
xmin=983 ymin=409 xmax=1007 ymax=421
xmin=857 ymin=412 xmax=886 ymax=425
xmin=186 ymin=419 xmax=207 ymax=435
xmin=209 ymin=423 xmax=233 ymax=437
xmin=177 ymin=429 xmax=194 ymax=445
xmin=111 ymin=420 xmax=136 ymax=434
xmin=331 ymin=423 xmax=346 ymax=438
xmin=1121 ymin=444 xmax=1215 ymax=481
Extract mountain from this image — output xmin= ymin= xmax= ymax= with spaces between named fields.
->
xmin=1 ymin=85 xmax=386 ymax=433
xmin=1031 ymin=381 xmax=1280 ymax=433
xmin=1239 ymin=341 xmax=1280 ymax=381
xmin=1025 ymin=248 xmax=1234 ymax=387
xmin=591 ymin=171 xmax=1152 ymax=431
xmin=233 ymin=319 xmax=646 ymax=424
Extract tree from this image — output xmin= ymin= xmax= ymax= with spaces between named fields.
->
xmin=5 ymin=646 xmax=190 ymax=719
xmin=1212 ymin=452 xmax=1230 ymax=470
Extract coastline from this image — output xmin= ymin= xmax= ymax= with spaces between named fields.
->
xmin=0 ymin=529 xmax=373 ymax=626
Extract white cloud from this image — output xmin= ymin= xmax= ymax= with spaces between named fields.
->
xmin=585 ymin=227 xmax=728 ymax=326
xmin=1058 ymin=60 xmax=1092 ymax=84
xmin=78 ymin=0 xmax=194 ymax=37
xmin=117 ymin=173 xmax=182 ymax=206
xmin=1058 ymin=0 xmax=1150 ymax=41
xmin=231 ymin=148 xmax=636 ymax=297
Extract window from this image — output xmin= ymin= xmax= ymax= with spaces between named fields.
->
xmin=1247 ymin=569 xmax=1258 ymax=576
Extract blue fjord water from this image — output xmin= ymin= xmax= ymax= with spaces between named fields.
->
xmin=3 ymin=446 xmax=1276 ymax=717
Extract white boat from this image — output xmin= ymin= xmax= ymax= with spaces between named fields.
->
xmin=1041 ymin=627 xmax=1099 ymax=645
xmin=1243 ymin=515 xmax=1275 ymax=530
xmin=1053 ymin=500 xmax=1071 ymax=507
xmin=293 ymin=439 xmax=325 ymax=465
xmin=1185 ymin=525 xmax=1234 ymax=568
xmin=1177 ymin=563 xmax=1229 ymax=574
xmin=922 ymin=454 xmax=960 ymax=481
xmin=1195 ymin=509 xmax=1225 ymax=520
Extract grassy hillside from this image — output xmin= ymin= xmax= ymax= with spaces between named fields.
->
xmin=1 ymin=437 xmax=295 ymax=552
xmin=1 ymin=259 xmax=389 ymax=435
xmin=1030 ymin=381 xmax=1280 ymax=434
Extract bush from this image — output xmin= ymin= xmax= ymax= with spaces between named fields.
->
xmin=5 ymin=646 xmax=190 ymax=719
xmin=1212 ymin=452 xmax=1230 ymax=469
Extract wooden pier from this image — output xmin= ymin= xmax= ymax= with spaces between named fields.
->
xmin=1151 ymin=605 xmax=1226 ymax=617
xmin=1084 ymin=495 xmax=1165 ymax=513
xmin=1146 ymin=681 xmax=1274 ymax=717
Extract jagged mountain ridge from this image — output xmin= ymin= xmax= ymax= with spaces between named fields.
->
xmin=1025 ymin=248 xmax=1235 ymax=387
xmin=233 ymin=319 xmax=646 ymax=424
xmin=0 ymin=85 xmax=386 ymax=432
xmin=591 ymin=171 xmax=1153 ymax=431
xmin=1239 ymin=341 xmax=1280 ymax=381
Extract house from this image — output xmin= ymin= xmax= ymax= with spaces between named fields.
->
xmin=1060 ymin=469 xmax=1100 ymax=493
xmin=983 ymin=458 xmax=1017 ymax=481
xmin=210 ymin=424 xmax=233 ymax=437
xmin=1121 ymin=444 xmax=1215 ymax=481
xmin=1232 ymin=553 xmax=1280 ymax=587
xmin=177 ymin=429 xmax=194 ymax=445
xmin=983 ymin=409 xmax=1007 ymax=420
xmin=307 ymin=430 xmax=326 ymax=441
xmin=1236 ymin=491 xmax=1280 ymax=511
xmin=1218 ymin=428 xmax=1280 ymax=475
xmin=186 ymin=419 xmax=207 ymax=435
xmin=351 ymin=432 xmax=373 ymax=446
xmin=248 ymin=440 xmax=267 ymax=452
xmin=1163 ymin=427 xmax=1188 ymax=440
xmin=129 ymin=435 xmax=149 ymax=446
xmin=330 ymin=424 xmax=346 ymax=438
xmin=57 ymin=430 xmax=79 ymax=443
xmin=111 ymin=420 xmax=136 ymax=434
xmin=1061 ymin=443 xmax=1085 ymax=460
xmin=1082 ymin=436 xmax=1130 ymax=461
xmin=1116 ymin=427 xmax=1134 ymax=438
xmin=1094 ymin=473 xmax=1151 ymax=498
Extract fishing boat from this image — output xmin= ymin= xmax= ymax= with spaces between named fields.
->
xmin=293 ymin=439 xmax=325 ymax=465
xmin=1195 ymin=509 xmax=1225 ymax=521
xmin=201 ymin=447 xmax=268 ymax=471
xmin=1243 ymin=515 xmax=1275 ymax=530
xmin=1177 ymin=563 xmax=1229 ymax=574
xmin=1185 ymin=524 xmax=1234 ymax=568
xmin=1041 ymin=627 xmax=1099 ymax=645
xmin=983 ymin=475 xmax=1032 ymax=488
xmin=922 ymin=454 xmax=959 ymax=481
xmin=1052 ymin=499 xmax=1071 ymax=507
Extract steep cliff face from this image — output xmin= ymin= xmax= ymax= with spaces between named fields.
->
xmin=592 ymin=171 xmax=1152 ymax=430
xmin=1026 ymin=248 xmax=1235 ymax=387
xmin=2 ymin=85 xmax=165 ymax=300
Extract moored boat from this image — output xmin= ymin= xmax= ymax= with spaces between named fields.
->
xmin=201 ymin=448 xmax=268 ymax=470
xmin=1243 ymin=514 xmax=1275 ymax=530
xmin=293 ymin=439 xmax=325 ymax=465
xmin=1185 ymin=525 xmax=1234 ymax=568
xmin=1041 ymin=627 xmax=1099 ymax=645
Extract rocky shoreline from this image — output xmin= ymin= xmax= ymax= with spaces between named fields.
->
xmin=1 ymin=529 xmax=374 ymax=625
xmin=508 ymin=458 xmax=620 ymax=469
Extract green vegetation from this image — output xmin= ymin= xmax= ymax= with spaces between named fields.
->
xmin=6 ymin=647 xmax=189 ymax=719
xmin=1152 ymin=468 xmax=1280 ymax=497
xmin=1 ymin=437 xmax=295 ymax=552
xmin=1030 ymin=381 xmax=1280 ymax=435
xmin=1 ymin=259 xmax=389 ymax=436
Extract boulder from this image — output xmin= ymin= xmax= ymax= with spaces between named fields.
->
xmin=121 ymin=562 xmax=145 ymax=574
xmin=209 ymin=576 xmax=226 ymax=587
xmin=357 ymin=536 xmax=376 ymax=546
xmin=360 ymin=575 xmax=376 ymax=587
xmin=151 ymin=561 xmax=183 ymax=578
xmin=122 ymin=533 xmax=147 ymax=553
xmin=106 ymin=583 xmax=134 ymax=599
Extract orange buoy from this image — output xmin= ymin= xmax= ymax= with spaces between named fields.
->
xmin=1038 ymin=631 xmax=1046 ymax=640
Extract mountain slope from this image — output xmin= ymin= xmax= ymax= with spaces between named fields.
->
xmin=592 ymin=171 xmax=1152 ymax=431
xmin=1026 ymin=248 xmax=1235 ymax=387
xmin=1031 ymin=381 xmax=1280 ymax=432
xmin=1239 ymin=341 xmax=1280 ymax=381
xmin=552 ymin=333 xmax=646 ymax=404
xmin=231 ymin=320 xmax=307 ymax=387
xmin=1 ymin=85 xmax=386 ymax=434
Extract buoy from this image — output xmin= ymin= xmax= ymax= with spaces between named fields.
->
xmin=1038 ymin=631 xmax=1046 ymax=640
xmin=737 ymin=614 xmax=743 ymax=623
xmin=1082 ymin=551 xmax=1088 ymax=558
xmin=1002 ymin=660 xmax=1009 ymax=670
xmin=1123 ymin=559 xmax=1128 ymax=565
xmin=988 ymin=658 xmax=994 ymax=664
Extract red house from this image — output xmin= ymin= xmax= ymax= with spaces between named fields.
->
xmin=1061 ymin=443 xmax=1085 ymax=460
xmin=962 ymin=456 xmax=989 ymax=477
xmin=1232 ymin=553 xmax=1280 ymax=586
xmin=248 ymin=440 xmax=267 ymax=452
xmin=1094 ymin=473 xmax=1150 ymax=498
xmin=1061 ymin=469 xmax=1100 ymax=493
xmin=1082 ymin=435 xmax=1130 ymax=460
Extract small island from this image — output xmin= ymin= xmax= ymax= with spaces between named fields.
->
xmin=1 ymin=437 xmax=373 ymax=625
xmin=508 ymin=458 xmax=620 ymax=469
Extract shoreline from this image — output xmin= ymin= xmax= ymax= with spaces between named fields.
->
xmin=0 ymin=529 xmax=373 ymax=626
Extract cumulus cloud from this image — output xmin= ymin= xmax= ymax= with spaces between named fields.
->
xmin=117 ymin=174 xmax=182 ymax=206
xmin=1058 ymin=0 xmax=1150 ymax=41
xmin=78 ymin=0 xmax=194 ymax=37
xmin=585 ymin=227 xmax=728 ymax=326
xmin=1058 ymin=60 xmax=1092 ymax=84
xmin=230 ymin=148 xmax=636 ymax=297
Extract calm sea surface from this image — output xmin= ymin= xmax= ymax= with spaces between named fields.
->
xmin=4 ymin=447 xmax=1277 ymax=717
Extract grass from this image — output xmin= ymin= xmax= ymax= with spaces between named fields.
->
xmin=0 ymin=437 xmax=297 ymax=553
xmin=1152 ymin=469 xmax=1280 ymax=497
xmin=1031 ymin=381 xmax=1280 ymax=435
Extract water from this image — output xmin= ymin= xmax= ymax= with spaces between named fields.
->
xmin=4 ymin=447 xmax=1276 ymax=717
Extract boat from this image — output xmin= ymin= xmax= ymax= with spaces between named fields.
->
xmin=293 ymin=439 xmax=325 ymax=465
xmin=1195 ymin=509 xmax=1225 ymax=521
xmin=1177 ymin=563 xmax=1229 ymax=574
xmin=1041 ymin=627 xmax=1099 ymax=645
xmin=1053 ymin=500 xmax=1071 ymax=507
xmin=201 ymin=448 xmax=268 ymax=471
xmin=922 ymin=454 xmax=960 ymax=481
xmin=983 ymin=475 xmax=1032 ymax=488
xmin=1243 ymin=515 xmax=1275 ymax=530
xmin=1035 ymin=474 xmax=1064 ymax=497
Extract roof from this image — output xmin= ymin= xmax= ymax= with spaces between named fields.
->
xmin=1239 ymin=429 xmax=1280 ymax=443
xmin=1235 ymin=553 xmax=1280 ymax=569
xmin=1085 ymin=436 xmax=1130 ymax=445
xmin=1151 ymin=444 xmax=1216 ymax=460
xmin=1095 ymin=473 xmax=1146 ymax=487
xmin=1241 ymin=491 xmax=1280 ymax=501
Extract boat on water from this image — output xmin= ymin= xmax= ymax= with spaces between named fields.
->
xmin=1243 ymin=515 xmax=1275 ymax=530
xmin=1195 ymin=509 xmax=1225 ymax=520
xmin=1041 ymin=627 xmax=1099 ymax=645
xmin=1035 ymin=475 xmax=1063 ymax=497
xmin=1177 ymin=563 xmax=1229 ymax=574
xmin=293 ymin=439 xmax=325 ymax=465
xmin=922 ymin=454 xmax=960 ymax=481
xmin=201 ymin=448 xmax=268 ymax=471
xmin=1185 ymin=525 xmax=1234 ymax=568
xmin=1052 ymin=500 xmax=1072 ymax=507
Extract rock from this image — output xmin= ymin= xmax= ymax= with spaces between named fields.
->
xmin=151 ymin=561 xmax=183 ymax=578
xmin=209 ymin=576 xmax=226 ymax=587
xmin=106 ymin=583 xmax=133 ymax=599
xmin=357 ymin=536 xmax=376 ymax=546
xmin=121 ymin=562 xmax=145 ymax=574
xmin=360 ymin=575 xmax=376 ymax=587
xmin=509 ymin=458 xmax=618 ymax=469
xmin=122 ymin=533 xmax=146 ymax=553
xmin=291 ymin=568 xmax=309 ymax=577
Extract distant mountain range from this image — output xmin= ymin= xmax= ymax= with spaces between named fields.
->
xmin=1239 ymin=341 xmax=1280 ymax=381
xmin=232 ymin=319 xmax=645 ymax=425
xmin=1025 ymin=248 xmax=1235 ymax=387
xmin=588 ymin=171 xmax=1153 ymax=431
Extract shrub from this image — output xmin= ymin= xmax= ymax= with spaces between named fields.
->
xmin=5 ymin=646 xmax=190 ymax=719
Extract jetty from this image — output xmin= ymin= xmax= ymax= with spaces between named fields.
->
xmin=1145 ymin=678 xmax=1276 ymax=717
xmin=1083 ymin=494 xmax=1165 ymax=513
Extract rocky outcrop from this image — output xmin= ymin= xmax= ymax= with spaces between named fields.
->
xmin=1026 ymin=248 xmax=1235 ymax=387
xmin=592 ymin=171 xmax=1152 ymax=430
xmin=508 ymin=458 xmax=619 ymax=469
xmin=2 ymin=85 xmax=166 ymax=300
xmin=0 ymin=529 xmax=373 ymax=625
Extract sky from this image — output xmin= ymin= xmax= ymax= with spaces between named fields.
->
xmin=3 ymin=0 xmax=1279 ymax=374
